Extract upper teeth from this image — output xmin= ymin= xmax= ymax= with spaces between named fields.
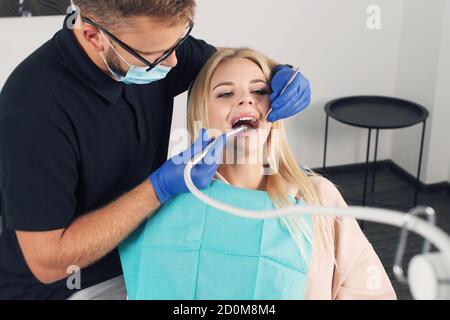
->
xmin=232 ymin=117 xmax=257 ymax=126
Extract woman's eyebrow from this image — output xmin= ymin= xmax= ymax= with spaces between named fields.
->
xmin=250 ymin=79 xmax=267 ymax=85
xmin=212 ymin=79 xmax=267 ymax=91
xmin=212 ymin=82 xmax=234 ymax=90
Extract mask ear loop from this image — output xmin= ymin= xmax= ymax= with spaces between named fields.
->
xmin=99 ymin=51 xmax=122 ymax=81
xmin=99 ymin=30 xmax=133 ymax=69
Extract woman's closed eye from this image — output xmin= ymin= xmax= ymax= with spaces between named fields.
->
xmin=252 ymin=88 xmax=269 ymax=96
xmin=217 ymin=91 xmax=234 ymax=98
xmin=216 ymin=88 xmax=269 ymax=99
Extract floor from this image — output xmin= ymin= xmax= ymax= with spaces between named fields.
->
xmin=316 ymin=164 xmax=450 ymax=300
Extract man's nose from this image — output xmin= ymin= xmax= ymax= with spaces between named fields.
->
xmin=161 ymin=51 xmax=178 ymax=68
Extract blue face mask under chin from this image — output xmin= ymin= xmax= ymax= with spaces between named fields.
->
xmin=99 ymin=32 xmax=172 ymax=85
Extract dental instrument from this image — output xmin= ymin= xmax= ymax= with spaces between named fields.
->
xmin=190 ymin=126 xmax=247 ymax=167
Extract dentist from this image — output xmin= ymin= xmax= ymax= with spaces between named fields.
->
xmin=0 ymin=0 xmax=311 ymax=299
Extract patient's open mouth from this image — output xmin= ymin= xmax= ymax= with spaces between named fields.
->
xmin=231 ymin=117 xmax=260 ymax=131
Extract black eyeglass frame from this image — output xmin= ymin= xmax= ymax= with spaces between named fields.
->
xmin=81 ymin=16 xmax=194 ymax=72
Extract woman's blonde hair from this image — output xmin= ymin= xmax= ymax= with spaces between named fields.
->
xmin=187 ymin=48 xmax=335 ymax=261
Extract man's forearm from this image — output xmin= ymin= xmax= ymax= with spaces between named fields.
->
xmin=42 ymin=179 xmax=160 ymax=281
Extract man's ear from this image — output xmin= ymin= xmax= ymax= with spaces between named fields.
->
xmin=82 ymin=23 xmax=105 ymax=52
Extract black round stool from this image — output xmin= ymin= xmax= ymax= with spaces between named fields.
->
xmin=322 ymin=95 xmax=429 ymax=209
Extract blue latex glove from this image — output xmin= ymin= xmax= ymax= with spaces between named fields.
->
xmin=268 ymin=65 xmax=311 ymax=122
xmin=150 ymin=128 xmax=227 ymax=205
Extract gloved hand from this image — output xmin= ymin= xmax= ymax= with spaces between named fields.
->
xmin=150 ymin=128 xmax=227 ymax=205
xmin=268 ymin=65 xmax=311 ymax=122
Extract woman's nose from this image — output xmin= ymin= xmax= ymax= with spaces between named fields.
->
xmin=237 ymin=95 xmax=255 ymax=107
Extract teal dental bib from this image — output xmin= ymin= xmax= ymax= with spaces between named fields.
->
xmin=119 ymin=179 xmax=312 ymax=300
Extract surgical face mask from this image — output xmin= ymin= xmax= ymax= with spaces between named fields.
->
xmin=99 ymin=31 xmax=172 ymax=85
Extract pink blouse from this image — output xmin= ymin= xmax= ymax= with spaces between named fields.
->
xmin=304 ymin=177 xmax=397 ymax=300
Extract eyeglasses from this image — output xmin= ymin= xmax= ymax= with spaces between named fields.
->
xmin=81 ymin=16 xmax=194 ymax=72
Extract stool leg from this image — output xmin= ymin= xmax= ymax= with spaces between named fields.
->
xmin=323 ymin=115 xmax=329 ymax=171
xmin=360 ymin=128 xmax=372 ymax=231
xmin=414 ymin=120 xmax=426 ymax=206
xmin=371 ymin=129 xmax=379 ymax=192
xmin=363 ymin=128 xmax=372 ymax=207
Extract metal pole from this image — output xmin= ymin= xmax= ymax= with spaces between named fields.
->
xmin=414 ymin=121 xmax=427 ymax=206
xmin=323 ymin=115 xmax=329 ymax=171
xmin=372 ymin=129 xmax=379 ymax=192
xmin=363 ymin=128 xmax=372 ymax=207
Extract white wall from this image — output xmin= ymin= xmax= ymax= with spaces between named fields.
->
xmin=427 ymin=0 xmax=450 ymax=184
xmin=1 ymin=0 xmax=448 ymax=184
xmin=393 ymin=0 xmax=450 ymax=184
xmin=0 ymin=15 xmax=62 ymax=86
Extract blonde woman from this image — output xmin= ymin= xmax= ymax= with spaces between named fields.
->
xmin=119 ymin=48 xmax=396 ymax=300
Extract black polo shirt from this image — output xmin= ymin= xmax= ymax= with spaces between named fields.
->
xmin=0 ymin=14 xmax=215 ymax=299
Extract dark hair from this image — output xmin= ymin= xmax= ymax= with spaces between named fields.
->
xmin=72 ymin=0 xmax=195 ymax=28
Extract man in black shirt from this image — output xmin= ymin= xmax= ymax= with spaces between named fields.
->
xmin=0 ymin=0 xmax=311 ymax=299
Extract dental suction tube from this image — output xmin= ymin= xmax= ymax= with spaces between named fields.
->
xmin=190 ymin=126 xmax=247 ymax=167
xmin=183 ymin=127 xmax=450 ymax=300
